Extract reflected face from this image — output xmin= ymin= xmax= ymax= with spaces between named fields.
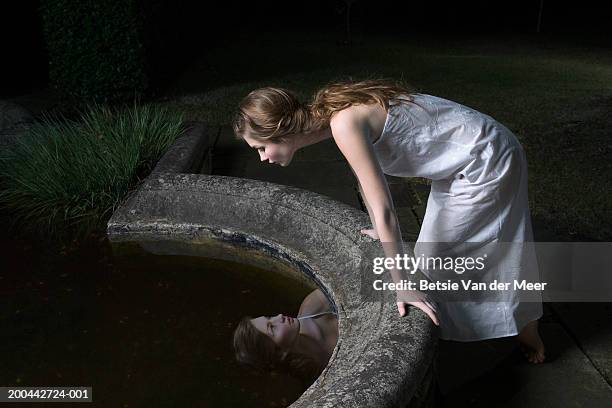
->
xmin=243 ymin=132 xmax=297 ymax=167
xmin=250 ymin=314 xmax=299 ymax=350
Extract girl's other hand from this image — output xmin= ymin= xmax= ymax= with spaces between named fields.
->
xmin=360 ymin=228 xmax=379 ymax=240
xmin=396 ymin=289 xmax=439 ymax=326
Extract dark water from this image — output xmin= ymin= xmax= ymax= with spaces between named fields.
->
xmin=0 ymin=233 xmax=314 ymax=407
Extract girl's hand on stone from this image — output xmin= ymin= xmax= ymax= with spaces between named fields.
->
xmin=396 ymin=289 xmax=439 ymax=326
xmin=360 ymin=228 xmax=379 ymax=240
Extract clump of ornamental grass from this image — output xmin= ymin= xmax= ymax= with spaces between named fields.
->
xmin=0 ymin=103 xmax=184 ymax=240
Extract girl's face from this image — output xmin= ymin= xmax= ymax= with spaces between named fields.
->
xmin=250 ymin=314 xmax=299 ymax=350
xmin=243 ymin=132 xmax=296 ymax=167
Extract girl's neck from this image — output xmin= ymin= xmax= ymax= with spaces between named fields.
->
xmin=298 ymin=316 xmax=324 ymax=343
xmin=293 ymin=318 xmax=329 ymax=364
xmin=293 ymin=127 xmax=333 ymax=150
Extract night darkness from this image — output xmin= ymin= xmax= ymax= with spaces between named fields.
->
xmin=2 ymin=0 xmax=611 ymax=97
xmin=1 ymin=1 xmax=611 ymax=407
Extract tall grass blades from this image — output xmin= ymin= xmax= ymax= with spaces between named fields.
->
xmin=0 ymin=104 xmax=183 ymax=240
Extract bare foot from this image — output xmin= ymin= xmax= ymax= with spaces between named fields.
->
xmin=516 ymin=320 xmax=546 ymax=364
xmin=360 ymin=228 xmax=379 ymax=240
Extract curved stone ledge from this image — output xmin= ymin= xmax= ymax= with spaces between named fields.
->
xmin=107 ymin=125 xmax=437 ymax=407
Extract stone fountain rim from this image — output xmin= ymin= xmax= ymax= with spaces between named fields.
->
xmin=106 ymin=122 xmax=437 ymax=407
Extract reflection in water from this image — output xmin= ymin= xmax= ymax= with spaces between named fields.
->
xmin=1 ymin=236 xmax=321 ymax=407
xmin=234 ymin=289 xmax=339 ymax=388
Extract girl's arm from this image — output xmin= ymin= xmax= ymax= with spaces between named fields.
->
xmin=330 ymin=108 xmax=438 ymax=325
xmin=331 ymin=109 xmax=404 ymax=276
xmin=350 ymin=166 xmax=379 ymax=239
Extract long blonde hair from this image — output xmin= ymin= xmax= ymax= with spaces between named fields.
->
xmin=232 ymin=78 xmax=414 ymax=141
xmin=233 ymin=317 xmax=323 ymax=384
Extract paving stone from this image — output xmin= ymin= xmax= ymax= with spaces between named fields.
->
xmin=531 ymin=218 xmax=612 ymax=386
xmin=438 ymin=321 xmax=612 ymax=408
xmin=215 ymin=126 xmax=243 ymax=151
xmin=387 ymin=178 xmax=422 ymax=208
xmin=549 ymin=302 xmax=612 ymax=385
xmin=395 ymin=206 xmax=422 ymax=239
xmin=413 ymin=204 xmax=428 ymax=225
xmin=411 ymin=182 xmax=431 ymax=205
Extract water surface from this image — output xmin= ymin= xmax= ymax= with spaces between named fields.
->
xmin=1 ymin=235 xmax=314 ymax=407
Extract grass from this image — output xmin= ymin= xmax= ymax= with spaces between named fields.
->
xmin=157 ymin=31 xmax=612 ymax=241
xmin=0 ymin=104 xmax=184 ymax=240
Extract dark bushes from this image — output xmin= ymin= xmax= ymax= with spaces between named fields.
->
xmin=40 ymin=0 xmax=148 ymax=102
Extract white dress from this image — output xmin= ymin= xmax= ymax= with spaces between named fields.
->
xmin=373 ymin=93 xmax=543 ymax=341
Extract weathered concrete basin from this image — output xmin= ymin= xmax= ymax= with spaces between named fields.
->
xmin=107 ymin=123 xmax=437 ymax=407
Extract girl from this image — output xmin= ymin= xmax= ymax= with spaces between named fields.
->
xmin=232 ymin=79 xmax=545 ymax=364
xmin=233 ymin=289 xmax=338 ymax=382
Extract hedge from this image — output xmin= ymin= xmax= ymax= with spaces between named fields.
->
xmin=39 ymin=0 xmax=148 ymax=102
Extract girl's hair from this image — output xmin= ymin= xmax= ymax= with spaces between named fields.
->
xmin=232 ymin=78 xmax=414 ymax=142
xmin=233 ymin=316 xmax=323 ymax=384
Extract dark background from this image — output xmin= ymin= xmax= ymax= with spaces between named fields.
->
xmin=2 ymin=0 xmax=611 ymax=98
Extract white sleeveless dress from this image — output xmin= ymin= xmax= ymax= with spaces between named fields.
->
xmin=373 ymin=93 xmax=543 ymax=341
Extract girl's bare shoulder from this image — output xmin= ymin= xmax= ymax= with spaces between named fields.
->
xmin=330 ymin=103 xmax=373 ymax=125
xmin=329 ymin=103 xmax=387 ymax=144
xmin=298 ymin=289 xmax=331 ymax=316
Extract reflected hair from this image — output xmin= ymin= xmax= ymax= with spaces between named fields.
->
xmin=232 ymin=78 xmax=415 ymax=142
xmin=233 ymin=316 xmax=323 ymax=384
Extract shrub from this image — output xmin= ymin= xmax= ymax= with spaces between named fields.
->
xmin=0 ymin=104 xmax=184 ymax=239
xmin=39 ymin=0 xmax=148 ymax=102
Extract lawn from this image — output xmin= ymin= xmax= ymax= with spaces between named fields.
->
xmin=157 ymin=31 xmax=612 ymax=241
